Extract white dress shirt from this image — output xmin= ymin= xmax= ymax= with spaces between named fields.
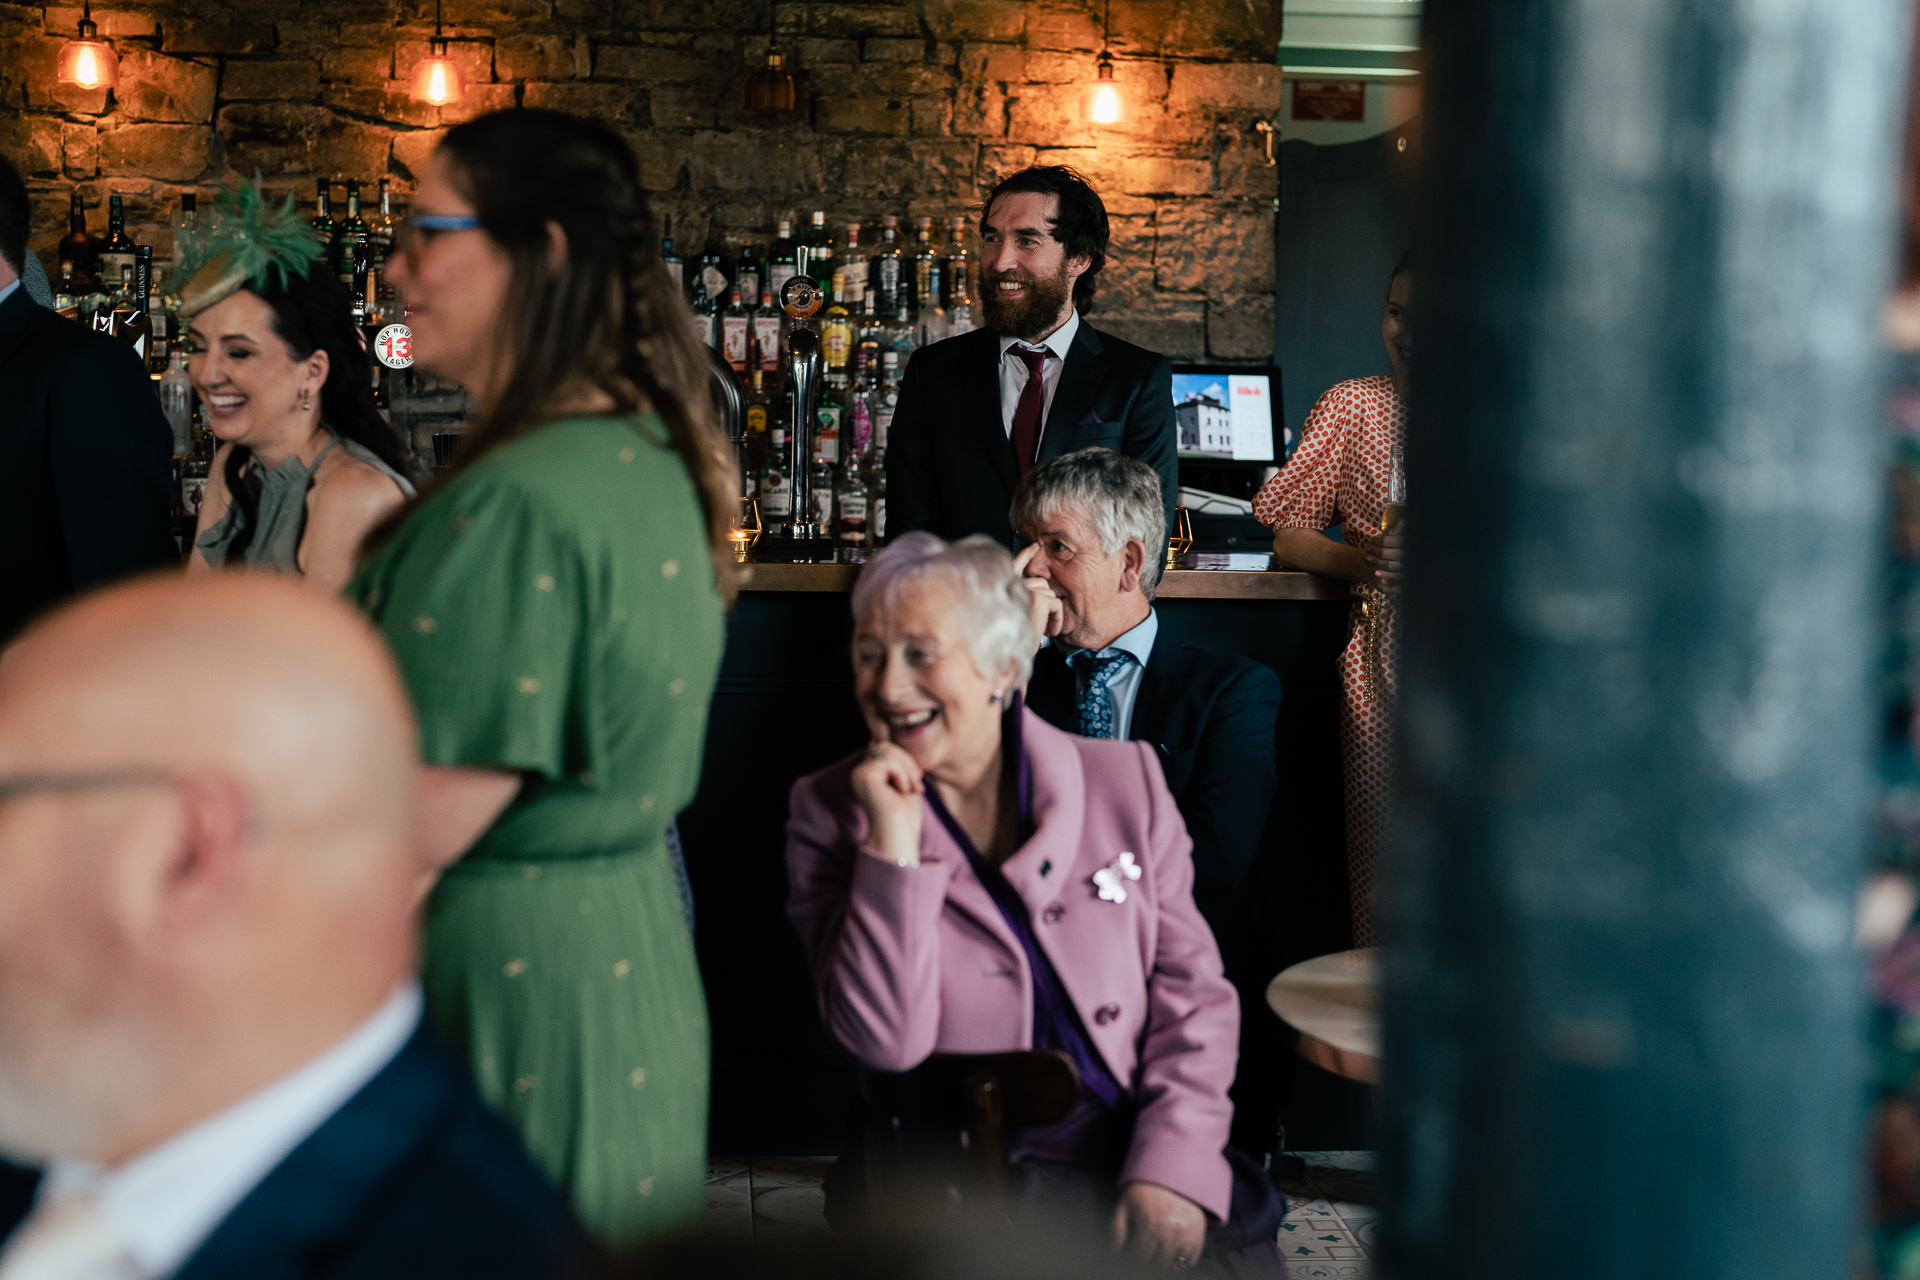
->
xmin=0 ymin=984 xmax=422 ymax=1280
xmin=997 ymin=308 xmax=1082 ymax=450
xmin=1055 ymin=607 xmax=1159 ymax=740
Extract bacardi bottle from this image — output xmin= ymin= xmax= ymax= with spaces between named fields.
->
xmin=697 ymin=215 xmax=728 ymax=306
xmin=735 ymin=240 xmax=761 ymax=306
xmin=690 ymin=276 xmax=718 ymax=349
xmin=759 ymin=419 xmax=793 ymax=523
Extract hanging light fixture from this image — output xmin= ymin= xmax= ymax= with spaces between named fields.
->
xmin=409 ymin=0 xmax=465 ymax=105
xmin=745 ymin=45 xmax=797 ymax=112
xmin=1083 ymin=0 xmax=1124 ymax=125
xmin=56 ymin=0 xmax=119 ymax=91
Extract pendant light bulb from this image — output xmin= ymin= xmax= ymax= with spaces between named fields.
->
xmin=409 ymin=0 xmax=464 ymax=105
xmin=56 ymin=5 xmax=119 ymax=91
xmin=1086 ymin=51 xmax=1123 ymax=125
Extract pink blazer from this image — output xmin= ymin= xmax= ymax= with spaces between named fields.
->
xmin=785 ymin=708 xmax=1238 ymax=1220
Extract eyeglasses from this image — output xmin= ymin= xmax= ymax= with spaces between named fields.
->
xmin=395 ymin=213 xmax=482 ymax=269
xmin=0 ymin=768 xmax=172 ymax=806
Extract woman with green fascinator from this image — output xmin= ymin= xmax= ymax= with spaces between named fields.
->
xmin=178 ymin=181 xmax=415 ymax=594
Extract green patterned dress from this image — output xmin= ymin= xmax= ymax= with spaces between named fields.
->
xmin=350 ymin=414 xmax=723 ymax=1247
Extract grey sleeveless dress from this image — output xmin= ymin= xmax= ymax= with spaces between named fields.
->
xmin=197 ymin=435 xmax=416 ymax=573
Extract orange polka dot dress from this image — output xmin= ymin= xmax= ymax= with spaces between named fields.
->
xmin=1253 ymin=376 xmax=1404 ymax=946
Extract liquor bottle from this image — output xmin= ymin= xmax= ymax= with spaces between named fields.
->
xmin=834 ymin=452 xmax=869 ymax=549
xmin=888 ymin=297 xmax=917 ymax=362
xmin=179 ymin=417 xmax=212 ymax=528
xmin=769 ymin=218 xmax=798 ymax=294
xmin=815 ymin=374 xmax=845 ymax=470
xmin=847 ymin=367 xmax=874 ymax=460
xmin=803 ymin=211 xmax=834 ymax=306
xmin=334 ymin=181 xmax=367 ymax=287
xmin=874 ymin=216 xmax=903 ymax=316
xmin=170 ymin=192 xmax=197 ymax=273
xmin=759 ymin=418 xmax=793 ymax=523
xmin=943 ymin=216 xmax=970 ymax=309
xmin=854 ymin=293 xmax=881 ymax=383
xmin=371 ymin=180 xmax=396 ymax=270
xmin=744 ymin=365 xmax=771 ymax=439
xmin=698 ymin=215 xmax=728 ymax=307
xmin=835 ymin=222 xmax=865 ymax=312
xmin=866 ymin=357 xmax=895 ymax=547
xmin=58 ymin=191 xmax=98 ymax=293
xmin=915 ymin=261 xmax=949 ymax=348
xmin=820 ymin=293 xmax=853 ymax=375
xmin=721 ymin=288 xmax=751 ymax=374
xmin=808 ymin=450 xmax=836 ymax=531
xmin=350 ymin=233 xmax=372 ymax=323
xmin=911 ymin=216 xmax=938 ymax=313
xmin=309 ymin=179 xmax=336 ymax=263
xmin=159 ymin=348 xmax=193 ymax=455
xmin=97 ymin=195 xmax=137 ymax=288
xmin=102 ymin=263 xmax=139 ymax=346
xmin=660 ymin=213 xmax=685 ymax=296
xmin=690 ymin=276 xmax=718 ymax=349
xmin=53 ymin=262 xmax=78 ymax=318
xmin=752 ymin=289 xmax=783 ymax=385
xmin=735 ymin=240 xmax=761 ymax=307
xmin=146 ymin=290 xmax=171 ymax=375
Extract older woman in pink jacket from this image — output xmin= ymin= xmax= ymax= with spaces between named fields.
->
xmin=786 ymin=533 xmax=1284 ymax=1274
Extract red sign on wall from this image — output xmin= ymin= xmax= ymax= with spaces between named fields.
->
xmin=1292 ymin=80 xmax=1368 ymax=123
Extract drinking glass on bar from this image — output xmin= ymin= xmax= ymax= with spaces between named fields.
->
xmin=1381 ymin=441 xmax=1406 ymax=532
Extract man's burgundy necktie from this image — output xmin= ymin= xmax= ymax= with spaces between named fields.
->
xmin=1010 ymin=347 xmax=1049 ymax=475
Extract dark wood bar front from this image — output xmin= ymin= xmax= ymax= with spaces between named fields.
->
xmin=678 ymin=562 xmax=1358 ymax=1153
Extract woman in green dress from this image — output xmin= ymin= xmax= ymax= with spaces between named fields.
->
xmin=351 ymin=109 xmax=737 ymax=1249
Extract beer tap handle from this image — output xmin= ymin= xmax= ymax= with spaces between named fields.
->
xmin=780 ymin=275 xmax=825 ymax=540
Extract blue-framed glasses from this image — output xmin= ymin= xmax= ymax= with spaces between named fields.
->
xmin=396 ymin=213 xmax=482 ymax=266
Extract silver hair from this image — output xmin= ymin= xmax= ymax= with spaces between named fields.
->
xmin=851 ymin=532 xmax=1037 ymax=690
xmin=1008 ymin=447 xmax=1168 ymax=596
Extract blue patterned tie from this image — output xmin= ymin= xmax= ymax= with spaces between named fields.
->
xmin=1068 ymin=649 xmax=1133 ymax=739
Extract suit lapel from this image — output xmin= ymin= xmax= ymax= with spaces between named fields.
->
xmin=964 ymin=330 xmax=1021 ymax=493
xmin=1037 ymin=322 xmax=1109 ymax=464
xmin=1128 ymin=646 xmax=1173 ymax=750
xmin=1025 ymin=646 xmax=1078 ymax=731
xmin=172 ymin=1025 xmax=453 ymax=1280
xmin=0 ymin=290 xmax=42 ymax=365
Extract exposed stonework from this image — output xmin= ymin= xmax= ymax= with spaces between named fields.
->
xmin=1 ymin=0 xmax=1282 ymax=361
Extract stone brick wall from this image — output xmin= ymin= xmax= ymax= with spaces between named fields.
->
xmin=1 ymin=0 xmax=1281 ymax=360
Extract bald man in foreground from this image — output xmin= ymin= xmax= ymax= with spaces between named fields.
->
xmin=0 ymin=576 xmax=593 ymax=1279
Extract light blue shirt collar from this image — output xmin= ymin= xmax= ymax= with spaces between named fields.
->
xmin=0 ymin=278 xmax=21 ymax=309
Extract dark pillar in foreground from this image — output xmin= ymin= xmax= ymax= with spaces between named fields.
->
xmin=1384 ymin=2 xmax=1909 ymax=1276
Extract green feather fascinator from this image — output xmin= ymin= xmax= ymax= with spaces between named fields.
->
xmin=178 ymin=174 xmax=327 ymax=317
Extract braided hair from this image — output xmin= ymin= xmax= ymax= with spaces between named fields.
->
xmin=372 ymin=108 xmax=737 ymax=603
xmin=223 ymin=269 xmax=412 ymax=563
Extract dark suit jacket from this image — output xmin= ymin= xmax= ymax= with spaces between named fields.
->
xmin=887 ymin=320 xmax=1179 ymax=549
xmin=0 ymin=1023 xmax=597 ymax=1279
xmin=1027 ymin=634 xmax=1281 ymax=947
xmin=0 ymin=287 xmax=177 ymax=641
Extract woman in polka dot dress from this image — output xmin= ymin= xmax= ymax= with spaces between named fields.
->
xmin=350 ymin=113 xmax=737 ymax=1247
xmin=1252 ymin=257 xmax=1411 ymax=946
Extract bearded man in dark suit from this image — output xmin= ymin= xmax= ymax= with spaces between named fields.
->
xmin=887 ymin=165 xmax=1178 ymax=551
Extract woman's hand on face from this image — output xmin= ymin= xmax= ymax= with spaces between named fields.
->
xmin=1365 ymin=521 xmax=1406 ymax=588
xmin=1112 ymin=1181 xmax=1208 ymax=1270
xmin=849 ymin=739 xmax=925 ymax=865
xmin=1012 ymin=543 xmax=1065 ymax=645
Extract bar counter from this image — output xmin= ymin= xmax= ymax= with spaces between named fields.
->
xmin=679 ymin=554 xmax=1358 ymax=1153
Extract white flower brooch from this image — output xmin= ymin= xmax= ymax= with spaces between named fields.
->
xmin=1092 ymin=851 xmax=1143 ymax=904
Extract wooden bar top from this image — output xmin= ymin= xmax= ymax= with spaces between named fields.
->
xmin=734 ymin=556 xmax=1352 ymax=601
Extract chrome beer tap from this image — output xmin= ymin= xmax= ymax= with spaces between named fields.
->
xmin=780 ymin=274 xmax=824 ymax=539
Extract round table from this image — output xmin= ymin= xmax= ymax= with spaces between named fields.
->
xmin=1266 ymin=947 xmax=1380 ymax=1084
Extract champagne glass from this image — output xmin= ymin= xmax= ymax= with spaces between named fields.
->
xmin=1381 ymin=442 xmax=1406 ymax=531
xmin=1165 ymin=506 xmax=1194 ymax=569
xmin=728 ymin=495 xmax=763 ymax=562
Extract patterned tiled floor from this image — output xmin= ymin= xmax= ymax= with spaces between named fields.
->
xmin=705 ymin=1150 xmax=1377 ymax=1277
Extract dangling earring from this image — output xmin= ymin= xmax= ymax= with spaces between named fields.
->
xmin=989 ymin=690 xmax=1005 ymax=705
xmin=301 ymin=389 xmax=313 ymax=412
